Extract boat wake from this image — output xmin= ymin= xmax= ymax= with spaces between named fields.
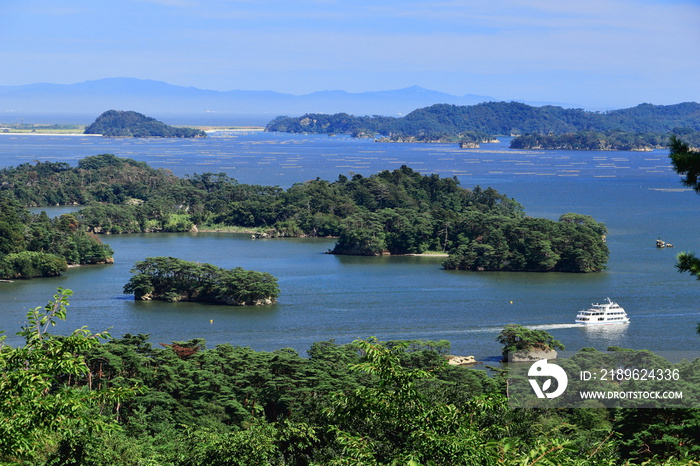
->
xmin=440 ymin=323 xmax=584 ymax=335
xmin=524 ymin=323 xmax=585 ymax=330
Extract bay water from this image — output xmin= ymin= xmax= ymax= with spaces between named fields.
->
xmin=1 ymin=132 xmax=699 ymax=360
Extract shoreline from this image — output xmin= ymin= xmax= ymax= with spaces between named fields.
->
xmin=0 ymin=131 xmax=100 ymax=137
xmin=0 ymin=128 xmax=265 ymax=137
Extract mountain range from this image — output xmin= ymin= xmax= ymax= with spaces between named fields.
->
xmin=0 ymin=78 xmax=497 ymax=125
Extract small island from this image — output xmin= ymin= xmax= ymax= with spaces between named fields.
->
xmin=123 ymin=257 xmax=279 ymax=305
xmin=509 ymin=131 xmax=673 ymax=151
xmin=84 ymin=110 xmax=206 ymax=138
xmin=496 ymin=324 xmax=565 ymax=362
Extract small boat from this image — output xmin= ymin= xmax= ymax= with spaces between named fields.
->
xmin=575 ymin=298 xmax=630 ymax=325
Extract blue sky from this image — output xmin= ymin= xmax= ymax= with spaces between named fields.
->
xmin=1 ymin=0 xmax=698 ymax=109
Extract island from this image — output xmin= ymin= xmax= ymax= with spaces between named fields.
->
xmin=496 ymin=324 xmax=565 ymax=362
xmin=0 ymin=157 xmax=610 ymax=273
xmin=265 ymin=102 xmax=700 ymax=150
xmin=509 ymin=131 xmax=675 ymax=151
xmin=123 ymin=256 xmax=279 ymax=305
xmin=84 ymin=110 xmax=206 ymax=138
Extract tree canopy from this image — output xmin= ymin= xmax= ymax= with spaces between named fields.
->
xmin=0 ymin=197 xmax=113 ymax=279
xmin=510 ymin=130 xmax=684 ymax=151
xmin=0 ymin=289 xmax=138 ymax=462
xmin=124 ymin=256 xmax=280 ymax=305
xmin=2 ymin=291 xmax=699 ymax=464
xmin=0 ymin=158 xmax=609 ymax=273
xmin=84 ymin=110 xmax=206 ymax=138
xmin=496 ymin=324 xmax=565 ymax=361
xmin=266 ymin=102 xmax=700 ymax=141
xmin=669 ymin=134 xmax=700 ymax=327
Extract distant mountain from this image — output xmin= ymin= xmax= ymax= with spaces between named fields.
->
xmin=0 ymin=78 xmax=495 ymax=125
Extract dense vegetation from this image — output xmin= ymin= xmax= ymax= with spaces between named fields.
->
xmin=265 ymin=102 xmax=700 ymax=142
xmin=669 ymin=135 xmax=700 ymax=288
xmin=84 ymin=110 xmax=206 ymax=138
xmin=2 ymin=289 xmax=699 ymax=464
xmin=374 ymin=130 xmax=494 ymax=144
xmin=441 ymin=212 xmax=608 ymax=273
xmin=124 ymin=256 xmax=279 ymax=305
xmin=510 ymin=130 xmax=686 ymax=151
xmin=0 ymin=156 xmax=609 ymax=272
xmin=0 ymin=153 xmax=178 ymax=207
xmin=496 ymin=324 xmax=565 ymax=361
xmin=0 ymin=197 xmax=113 ymax=279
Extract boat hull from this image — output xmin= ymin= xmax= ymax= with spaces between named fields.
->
xmin=575 ymin=319 xmax=629 ymax=325
xmin=574 ymin=298 xmax=629 ymax=325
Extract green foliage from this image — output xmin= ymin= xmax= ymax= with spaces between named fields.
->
xmin=676 ymin=252 xmax=700 ymax=280
xmin=266 ymin=101 xmax=700 ymax=139
xmin=671 ymin=136 xmax=700 ymax=340
xmin=173 ymin=423 xmax=282 ymax=465
xmin=496 ymin=324 xmax=565 ymax=360
xmin=0 ymin=197 xmax=113 ymax=279
xmin=0 ymin=250 xmax=66 ymax=279
xmin=0 ymin=197 xmax=27 ymax=255
xmin=669 ymin=134 xmax=700 ymax=194
xmin=5 ymin=294 xmax=699 ymax=466
xmin=84 ymin=110 xmax=206 ymax=138
xmin=0 ymin=289 xmax=138 ymax=463
xmin=442 ymin=213 xmax=608 ymax=273
xmin=0 ymin=158 xmax=607 ymax=272
xmin=510 ymin=130 xmax=676 ymax=151
xmin=319 ymin=338 xmax=620 ymax=465
xmin=614 ymin=408 xmax=700 ymax=463
xmin=323 ymin=337 xmax=482 ymax=464
xmin=0 ymin=154 xmax=179 ymax=206
xmin=124 ymin=256 xmax=280 ymax=305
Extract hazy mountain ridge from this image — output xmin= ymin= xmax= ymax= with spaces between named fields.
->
xmin=0 ymin=78 xmax=495 ymax=125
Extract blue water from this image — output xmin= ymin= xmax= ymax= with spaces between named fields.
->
xmin=0 ymin=132 xmax=699 ymax=359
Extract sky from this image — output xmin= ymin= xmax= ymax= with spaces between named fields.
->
xmin=0 ymin=0 xmax=699 ymax=109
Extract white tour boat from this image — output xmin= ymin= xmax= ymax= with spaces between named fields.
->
xmin=575 ymin=298 xmax=630 ymax=325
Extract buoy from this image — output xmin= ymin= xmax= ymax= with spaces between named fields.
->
xmin=510 ymin=300 xmax=513 ymax=304
xmin=209 ymin=319 xmax=213 ymax=324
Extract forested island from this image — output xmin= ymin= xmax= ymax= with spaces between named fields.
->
xmin=124 ymin=257 xmax=279 ymax=305
xmin=84 ymin=110 xmax=206 ymax=138
xmin=266 ymin=101 xmax=700 ymax=150
xmin=0 ymin=155 xmax=609 ymax=273
xmin=1 ymin=289 xmax=698 ymax=464
xmin=510 ymin=130 xmax=700 ymax=151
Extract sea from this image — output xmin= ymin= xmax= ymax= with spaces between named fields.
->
xmin=0 ymin=131 xmax=699 ymax=361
